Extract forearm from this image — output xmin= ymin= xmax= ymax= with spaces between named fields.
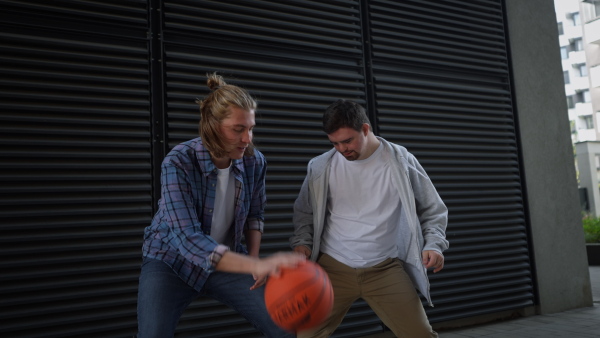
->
xmin=290 ymin=226 xmax=313 ymax=250
xmin=215 ymin=249 xmax=306 ymax=280
xmin=215 ymin=251 xmax=258 ymax=274
xmin=245 ymin=229 xmax=262 ymax=257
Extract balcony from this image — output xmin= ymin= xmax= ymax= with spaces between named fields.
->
xmin=569 ymin=109 xmax=579 ymax=121
xmin=569 ymin=50 xmax=587 ymax=64
xmin=559 ymin=34 xmax=570 ymax=47
xmin=578 ymin=128 xmax=597 ymax=142
xmin=563 ymin=22 xmax=583 ymax=41
xmin=565 ymin=83 xmax=575 ymax=96
xmin=570 ymin=75 xmax=591 ymax=91
xmin=584 ymin=18 xmax=600 ymax=44
xmin=591 ymin=65 xmax=600 ymax=88
xmin=576 ymin=102 xmax=594 ymax=116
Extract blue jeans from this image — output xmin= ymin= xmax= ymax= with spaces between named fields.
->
xmin=137 ymin=258 xmax=295 ymax=338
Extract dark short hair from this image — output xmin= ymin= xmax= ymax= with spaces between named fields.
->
xmin=323 ymin=99 xmax=371 ymax=134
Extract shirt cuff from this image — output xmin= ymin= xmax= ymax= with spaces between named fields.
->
xmin=245 ymin=218 xmax=264 ymax=233
xmin=207 ymin=244 xmax=230 ymax=272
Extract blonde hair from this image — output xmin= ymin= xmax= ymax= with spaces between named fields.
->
xmin=196 ymin=72 xmax=257 ymax=158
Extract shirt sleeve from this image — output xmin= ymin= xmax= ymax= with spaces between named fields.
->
xmin=160 ymin=161 xmax=229 ymax=271
xmin=290 ymin=162 xmax=315 ymax=249
xmin=244 ymin=156 xmax=266 ymax=233
xmin=405 ymin=153 xmax=449 ymax=254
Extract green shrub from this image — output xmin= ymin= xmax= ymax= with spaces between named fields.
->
xmin=582 ymin=215 xmax=600 ymax=243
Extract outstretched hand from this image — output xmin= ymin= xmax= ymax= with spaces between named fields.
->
xmin=422 ymin=250 xmax=444 ymax=273
xmin=250 ymin=252 xmax=306 ymax=290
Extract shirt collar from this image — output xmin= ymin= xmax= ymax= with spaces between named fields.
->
xmin=195 ymin=138 xmax=246 ymax=176
xmin=200 ymin=154 xmax=244 ymax=177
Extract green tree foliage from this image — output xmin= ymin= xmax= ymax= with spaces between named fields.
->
xmin=582 ymin=214 xmax=600 ymax=243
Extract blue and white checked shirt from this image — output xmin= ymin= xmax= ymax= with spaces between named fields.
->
xmin=142 ymin=137 xmax=267 ymax=291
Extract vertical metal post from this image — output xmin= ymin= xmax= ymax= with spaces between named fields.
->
xmin=149 ymin=0 xmax=166 ymax=213
xmin=359 ymin=0 xmax=378 ymax=135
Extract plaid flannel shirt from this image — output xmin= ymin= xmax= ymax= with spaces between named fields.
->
xmin=142 ymin=137 xmax=267 ymax=291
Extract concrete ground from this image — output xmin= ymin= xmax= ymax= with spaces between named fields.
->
xmin=362 ymin=266 xmax=600 ymax=338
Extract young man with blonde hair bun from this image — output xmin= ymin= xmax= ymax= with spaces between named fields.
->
xmin=137 ymin=73 xmax=303 ymax=338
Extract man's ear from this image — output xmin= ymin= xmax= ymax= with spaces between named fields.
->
xmin=362 ymin=123 xmax=370 ymax=135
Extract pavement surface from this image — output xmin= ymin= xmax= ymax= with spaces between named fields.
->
xmin=363 ymin=266 xmax=600 ymax=338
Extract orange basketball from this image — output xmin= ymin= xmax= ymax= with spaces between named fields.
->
xmin=264 ymin=260 xmax=334 ymax=333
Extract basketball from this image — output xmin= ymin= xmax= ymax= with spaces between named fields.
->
xmin=264 ymin=260 xmax=334 ymax=333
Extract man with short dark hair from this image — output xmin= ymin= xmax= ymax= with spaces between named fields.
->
xmin=291 ymin=99 xmax=448 ymax=338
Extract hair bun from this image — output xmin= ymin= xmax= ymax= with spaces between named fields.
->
xmin=207 ymin=72 xmax=227 ymax=91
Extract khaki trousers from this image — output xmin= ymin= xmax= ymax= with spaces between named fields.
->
xmin=299 ymin=254 xmax=437 ymax=338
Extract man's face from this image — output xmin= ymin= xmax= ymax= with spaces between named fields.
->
xmin=219 ymin=106 xmax=255 ymax=160
xmin=327 ymin=124 xmax=370 ymax=161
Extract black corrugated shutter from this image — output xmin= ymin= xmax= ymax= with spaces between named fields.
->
xmin=0 ymin=1 xmax=151 ymax=337
xmin=367 ymin=0 xmax=534 ymax=323
xmin=161 ymin=0 xmax=385 ymax=336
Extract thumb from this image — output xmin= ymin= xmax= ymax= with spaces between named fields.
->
xmin=269 ymin=267 xmax=281 ymax=278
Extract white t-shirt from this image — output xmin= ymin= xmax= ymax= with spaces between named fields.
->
xmin=210 ymin=165 xmax=236 ymax=248
xmin=321 ymin=142 xmax=401 ymax=268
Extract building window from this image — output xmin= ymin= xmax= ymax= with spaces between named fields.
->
xmin=564 ymin=71 xmax=570 ymax=84
xmin=583 ymin=115 xmax=594 ymax=129
xmin=558 ymin=22 xmax=564 ymax=35
xmin=567 ymin=95 xmax=575 ymax=109
xmin=576 ymin=90 xmax=591 ymax=103
xmin=572 ymin=12 xmax=581 ymax=26
xmin=578 ymin=64 xmax=588 ymax=77
xmin=570 ymin=38 xmax=583 ymax=52
xmin=584 ymin=89 xmax=591 ymax=102
xmin=561 ymin=46 xmax=569 ymax=59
